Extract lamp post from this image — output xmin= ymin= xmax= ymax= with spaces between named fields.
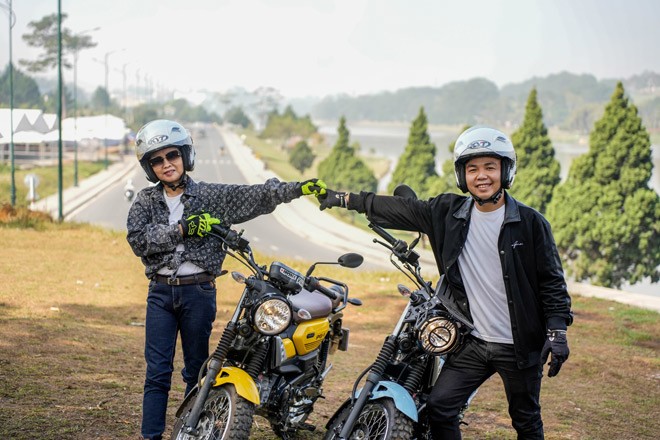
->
xmin=103 ymin=49 xmax=123 ymax=169
xmin=72 ymin=26 xmax=99 ymax=186
xmin=1 ymin=0 xmax=16 ymax=206
xmin=57 ymin=0 xmax=63 ymax=221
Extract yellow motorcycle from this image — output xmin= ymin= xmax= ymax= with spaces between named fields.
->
xmin=172 ymin=224 xmax=363 ymax=440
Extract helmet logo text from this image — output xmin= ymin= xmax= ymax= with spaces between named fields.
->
xmin=148 ymin=135 xmax=169 ymax=146
xmin=466 ymin=140 xmax=491 ymax=149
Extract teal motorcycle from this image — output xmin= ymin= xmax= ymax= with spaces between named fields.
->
xmin=324 ymin=185 xmax=475 ymax=440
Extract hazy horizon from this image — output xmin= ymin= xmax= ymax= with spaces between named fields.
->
xmin=1 ymin=0 xmax=659 ymax=99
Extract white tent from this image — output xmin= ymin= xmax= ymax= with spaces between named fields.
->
xmin=1 ymin=112 xmax=129 ymax=145
xmin=61 ymin=114 xmax=128 ymax=142
xmin=0 ymin=130 xmax=45 ymax=145
xmin=0 ymin=109 xmax=35 ymax=136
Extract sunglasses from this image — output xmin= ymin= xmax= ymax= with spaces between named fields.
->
xmin=149 ymin=150 xmax=182 ymax=167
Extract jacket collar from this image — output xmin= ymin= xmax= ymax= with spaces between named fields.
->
xmin=453 ymin=191 xmax=520 ymax=224
xmin=149 ymin=176 xmax=199 ymax=203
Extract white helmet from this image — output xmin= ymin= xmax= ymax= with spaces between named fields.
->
xmin=453 ymin=125 xmax=517 ymax=193
xmin=135 ymin=119 xmax=195 ymax=183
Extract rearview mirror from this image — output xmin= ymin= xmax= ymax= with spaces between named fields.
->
xmin=338 ymin=253 xmax=363 ymax=268
xmin=305 ymin=253 xmax=364 ymax=277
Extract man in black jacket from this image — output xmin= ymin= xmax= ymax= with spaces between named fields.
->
xmin=319 ymin=125 xmax=572 ymax=439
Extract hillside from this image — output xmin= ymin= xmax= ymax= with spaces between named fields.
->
xmin=291 ymin=71 xmax=660 ymax=132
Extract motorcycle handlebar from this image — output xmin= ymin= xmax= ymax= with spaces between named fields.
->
xmin=369 ymin=223 xmax=420 ymax=266
xmin=210 ymin=224 xmax=249 ymax=251
xmin=305 ymin=277 xmax=338 ymax=300
xmin=369 ymin=223 xmax=398 ymax=247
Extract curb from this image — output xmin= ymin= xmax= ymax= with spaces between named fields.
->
xmin=32 ymin=159 xmax=138 ymax=220
xmin=567 ymin=281 xmax=660 ymax=313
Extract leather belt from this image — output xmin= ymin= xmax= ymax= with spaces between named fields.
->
xmin=154 ymin=272 xmax=215 ymax=286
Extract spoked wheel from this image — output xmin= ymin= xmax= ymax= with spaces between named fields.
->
xmin=324 ymin=398 xmax=413 ymax=440
xmin=171 ymin=384 xmax=255 ymax=440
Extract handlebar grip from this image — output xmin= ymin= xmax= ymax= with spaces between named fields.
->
xmin=210 ymin=224 xmax=250 ymax=251
xmin=210 ymin=223 xmax=230 ymax=238
xmin=369 ymin=223 xmax=398 ymax=246
xmin=306 ymin=278 xmax=338 ymax=300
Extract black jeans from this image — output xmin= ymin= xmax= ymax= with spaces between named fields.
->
xmin=427 ymin=337 xmax=544 ymax=440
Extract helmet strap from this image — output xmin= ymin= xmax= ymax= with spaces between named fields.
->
xmin=471 ymin=186 xmax=504 ymax=206
xmin=164 ymin=173 xmax=188 ymax=192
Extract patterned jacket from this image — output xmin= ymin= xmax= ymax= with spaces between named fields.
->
xmin=127 ymin=177 xmax=301 ymax=279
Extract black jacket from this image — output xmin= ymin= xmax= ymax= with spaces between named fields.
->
xmin=348 ymin=190 xmax=572 ymax=369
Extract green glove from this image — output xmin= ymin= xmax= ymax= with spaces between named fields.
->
xmin=180 ymin=213 xmax=221 ymax=238
xmin=298 ymin=179 xmax=327 ymax=196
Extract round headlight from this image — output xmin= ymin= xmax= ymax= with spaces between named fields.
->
xmin=418 ymin=316 xmax=458 ymax=355
xmin=253 ymin=298 xmax=291 ymax=335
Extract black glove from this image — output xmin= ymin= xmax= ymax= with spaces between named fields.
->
xmin=318 ymin=189 xmax=347 ymax=211
xmin=179 ymin=213 xmax=221 ymax=238
xmin=297 ymin=178 xmax=327 ymax=196
xmin=540 ymin=329 xmax=569 ymax=377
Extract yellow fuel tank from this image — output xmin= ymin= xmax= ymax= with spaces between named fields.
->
xmin=292 ymin=318 xmax=329 ymax=355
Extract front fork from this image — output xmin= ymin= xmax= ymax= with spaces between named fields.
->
xmin=181 ymin=322 xmax=238 ymax=435
xmin=337 ymin=335 xmax=397 ymax=439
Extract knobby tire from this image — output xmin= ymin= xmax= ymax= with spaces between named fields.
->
xmin=171 ymin=384 xmax=255 ymax=440
xmin=324 ymin=398 xmax=414 ymax=440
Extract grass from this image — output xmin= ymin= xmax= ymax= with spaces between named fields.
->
xmin=241 ymin=129 xmax=418 ymax=242
xmin=0 ymin=220 xmax=658 ymax=439
xmin=0 ymin=161 xmax=107 ymax=207
xmin=240 ymin=130 xmax=392 ymax=183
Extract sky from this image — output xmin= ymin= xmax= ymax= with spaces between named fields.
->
xmin=1 ymin=0 xmax=659 ymax=100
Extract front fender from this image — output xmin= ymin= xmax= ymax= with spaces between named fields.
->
xmin=213 ymin=366 xmax=260 ymax=405
xmin=357 ymin=380 xmax=418 ymax=422
xmin=175 ymin=366 xmax=260 ymax=417
xmin=325 ymin=381 xmax=418 ymax=428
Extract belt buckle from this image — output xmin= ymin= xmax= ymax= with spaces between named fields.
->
xmin=168 ymin=277 xmax=181 ymax=286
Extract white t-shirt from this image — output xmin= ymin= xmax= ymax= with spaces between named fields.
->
xmin=457 ymin=204 xmax=513 ymax=344
xmin=157 ymin=190 xmax=205 ymax=276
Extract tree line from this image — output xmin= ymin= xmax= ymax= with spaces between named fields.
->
xmin=307 ymin=72 xmax=660 ymax=132
xmin=275 ymin=83 xmax=659 ymax=291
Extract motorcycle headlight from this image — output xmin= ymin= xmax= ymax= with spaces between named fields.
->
xmin=418 ymin=316 xmax=459 ymax=355
xmin=253 ymin=297 xmax=291 ymax=335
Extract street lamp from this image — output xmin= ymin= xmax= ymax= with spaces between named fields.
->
xmin=1 ymin=0 xmax=16 ymax=206
xmin=103 ymin=49 xmax=124 ymax=169
xmin=71 ymin=26 xmax=100 ymax=186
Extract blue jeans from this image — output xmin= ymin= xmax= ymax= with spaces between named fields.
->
xmin=427 ymin=337 xmax=544 ymax=440
xmin=141 ymin=280 xmax=217 ymax=440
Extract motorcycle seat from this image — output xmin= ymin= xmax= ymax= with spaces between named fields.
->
xmin=289 ymin=288 xmax=333 ymax=322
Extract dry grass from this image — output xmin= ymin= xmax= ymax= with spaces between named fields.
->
xmin=0 ymin=223 xmax=658 ymax=439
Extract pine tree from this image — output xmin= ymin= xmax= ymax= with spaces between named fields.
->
xmin=547 ymin=82 xmax=660 ymax=288
xmin=388 ymin=107 xmax=438 ymax=197
xmin=289 ymin=140 xmax=315 ymax=175
xmin=509 ymin=88 xmax=561 ymax=213
xmin=0 ymin=63 xmax=42 ymax=107
xmin=318 ymin=117 xmax=377 ymax=193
